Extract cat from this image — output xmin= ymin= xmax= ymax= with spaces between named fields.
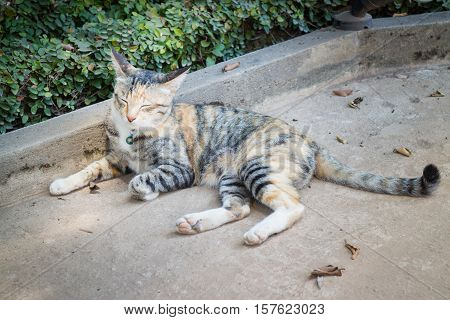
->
xmin=49 ymin=50 xmax=441 ymax=245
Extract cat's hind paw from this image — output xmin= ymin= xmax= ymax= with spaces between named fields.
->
xmin=49 ymin=178 xmax=73 ymax=196
xmin=243 ymin=229 xmax=269 ymax=246
xmin=175 ymin=216 xmax=201 ymax=235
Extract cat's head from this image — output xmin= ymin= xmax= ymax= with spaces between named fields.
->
xmin=111 ymin=49 xmax=188 ymax=127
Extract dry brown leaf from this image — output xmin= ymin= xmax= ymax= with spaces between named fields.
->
xmin=87 ymin=63 xmax=95 ymax=72
xmin=62 ymin=44 xmax=75 ymax=51
xmin=336 ymin=135 xmax=347 ymax=144
xmin=333 ymin=89 xmax=353 ymax=97
xmin=17 ymin=95 xmax=25 ymax=102
xmin=393 ymin=12 xmax=408 ymax=17
xmin=345 ymin=240 xmax=360 ymax=260
xmin=222 ymin=62 xmax=240 ymax=72
xmin=348 ymin=96 xmax=363 ymax=109
xmin=394 ymin=147 xmax=412 ymax=157
xmin=429 ymin=90 xmax=445 ymax=97
xmin=311 ymin=265 xmax=345 ymax=277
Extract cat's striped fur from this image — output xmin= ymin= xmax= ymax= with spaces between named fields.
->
xmin=49 ymin=50 xmax=440 ymax=245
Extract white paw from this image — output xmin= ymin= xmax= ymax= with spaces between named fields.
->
xmin=243 ymin=228 xmax=269 ymax=246
xmin=49 ymin=178 xmax=73 ymax=196
xmin=175 ymin=215 xmax=201 ymax=234
xmin=128 ymin=176 xmax=159 ymax=201
xmin=140 ymin=192 xmax=159 ymax=201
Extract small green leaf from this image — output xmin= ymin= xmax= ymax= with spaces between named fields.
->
xmin=212 ymin=43 xmax=225 ymax=57
xmin=31 ymin=104 xmax=39 ymax=115
xmin=173 ymin=28 xmax=184 ymax=36
xmin=206 ymin=56 xmax=215 ymax=66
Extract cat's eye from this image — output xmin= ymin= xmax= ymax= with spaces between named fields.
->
xmin=141 ymin=105 xmax=166 ymax=114
xmin=141 ymin=105 xmax=155 ymax=111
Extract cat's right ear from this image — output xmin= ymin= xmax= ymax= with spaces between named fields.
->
xmin=111 ymin=48 xmax=136 ymax=78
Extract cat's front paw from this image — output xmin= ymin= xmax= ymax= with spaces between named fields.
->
xmin=49 ymin=178 xmax=73 ymax=196
xmin=128 ymin=175 xmax=159 ymax=201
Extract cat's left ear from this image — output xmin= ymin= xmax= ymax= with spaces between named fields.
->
xmin=161 ymin=67 xmax=190 ymax=94
xmin=111 ymin=48 xmax=136 ymax=78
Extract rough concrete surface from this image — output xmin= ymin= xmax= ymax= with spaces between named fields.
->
xmin=1 ymin=65 xmax=448 ymax=299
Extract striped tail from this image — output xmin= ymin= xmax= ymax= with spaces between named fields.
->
xmin=314 ymin=148 xmax=440 ymax=196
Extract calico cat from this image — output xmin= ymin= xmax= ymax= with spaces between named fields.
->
xmin=49 ymin=50 xmax=441 ymax=245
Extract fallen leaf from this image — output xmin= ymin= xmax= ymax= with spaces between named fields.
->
xmin=345 ymin=240 xmax=360 ymax=260
xmin=89 ymin=182 xmax=100 ymax=194
xmin=333 ymin=89 xmax=353 ymax=97
xmin=394 ymin=146 xmax=412 ymax=157
xmin=393 ymin=12 xmax=408 ymax=17
xmin=222 ymin=62 xmax=240 ymax=72
xmin=87 ymin=63 xmax=95 ymax=71
xmin=311 ymin=265 xmax=345 ymax=278
xmin=336 ymin=135 xmax=347 ymax=144
xmin=79 ymin=228 xmax=93 ymax=234
xmin=62 ymin=44 xmax=75 ymax=51
xmin=348 ymin=96 xmax=363 ymax=109
xmin=429 ymin=90 xmax=445 ymax=97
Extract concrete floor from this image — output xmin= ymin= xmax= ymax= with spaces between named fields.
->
xmin=1 ymin=65 xmax=449 ymax=299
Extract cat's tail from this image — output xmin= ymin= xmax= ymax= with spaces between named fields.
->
xmin=313 ymin=147 xmax=440 ymax=196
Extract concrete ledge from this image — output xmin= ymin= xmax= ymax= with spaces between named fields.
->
xmin=0 ymin=11 xmax=449 ymax=206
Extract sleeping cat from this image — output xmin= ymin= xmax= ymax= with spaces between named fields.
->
xmin=49 ymin=50 xmax=441 ymax=245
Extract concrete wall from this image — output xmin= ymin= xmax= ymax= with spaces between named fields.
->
xmin=0 ymin=12 xmax=449 ymax=206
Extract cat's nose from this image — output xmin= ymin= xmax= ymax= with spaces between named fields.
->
xmin=127 ymin=114 xmax=136 ymax=122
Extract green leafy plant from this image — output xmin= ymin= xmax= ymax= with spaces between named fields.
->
xmin=0 ymin=0 xmax=448 ymax=133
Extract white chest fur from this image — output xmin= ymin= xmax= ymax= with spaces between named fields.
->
xmin=110 ymin=107 xmax=144 ymax=172
xmin=111 ymin=106 xmax=133 ymax=153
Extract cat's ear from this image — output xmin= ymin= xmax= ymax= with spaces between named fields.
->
xmin=161 ymin=67 xmax=190 ymax=94
xmin=111 ymin=48 xmax=136 ymax=78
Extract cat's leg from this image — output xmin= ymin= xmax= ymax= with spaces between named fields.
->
xmin=49 ymin=155 xmax=123 ymax=196
xmin=240 ymin=161 xmax=305 ymax=245
xmin=128 ymin=160 xmax=194 ymax=201
xmin=176 ymin=175 xmax=251 ymax=234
